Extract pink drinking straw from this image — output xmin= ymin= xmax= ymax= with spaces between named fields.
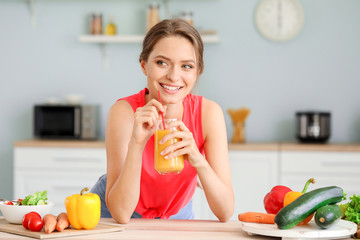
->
xmin=158 ymin=90 xmax=166 ymax=130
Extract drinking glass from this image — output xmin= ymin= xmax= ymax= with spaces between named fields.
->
xmin=154 ymin=119 xmax=184 ymax=175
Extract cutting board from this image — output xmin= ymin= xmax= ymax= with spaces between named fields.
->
xmin=239 ymin=219 xmax=357 ymax=240
xmin=100 ymin=218 xmax=243 ymax=232
xmin=0 ymin=218 xmax=124 ymax=239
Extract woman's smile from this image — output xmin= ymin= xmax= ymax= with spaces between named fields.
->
xmin=159 ymin=83 xmax=183 ymax=93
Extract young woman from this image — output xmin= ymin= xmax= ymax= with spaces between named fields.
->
xmin=91 ymin=19 xmax=234 ymax=223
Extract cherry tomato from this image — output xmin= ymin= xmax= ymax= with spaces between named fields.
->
xmin=28 ymin=217 xmax=43 ymax=232
xmin=5 ymin=201 xmax=14 ymax=205
xmin=17 ymin=199 xmax=23 ymax=205
xmin=22 ymin=212 xmax=41 ymax=229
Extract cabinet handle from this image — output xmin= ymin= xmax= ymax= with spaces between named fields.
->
xmin=52 ymin=157 xmax=103 ymax=163
xmin=321 ymin=160 xmax=360 ymax=167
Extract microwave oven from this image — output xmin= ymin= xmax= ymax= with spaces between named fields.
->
xmin=34 ymin=105 xmax=99 ymax=139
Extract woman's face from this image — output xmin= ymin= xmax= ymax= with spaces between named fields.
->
xmin=141 ymin=36 xmax=198 ymax=105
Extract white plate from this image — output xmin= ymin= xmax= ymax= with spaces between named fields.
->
xmin=239 ymin=220 xmax=357 ymax=240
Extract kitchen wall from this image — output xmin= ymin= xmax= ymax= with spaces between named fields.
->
xmin=0 ymin=0 xmax=359 ymax=199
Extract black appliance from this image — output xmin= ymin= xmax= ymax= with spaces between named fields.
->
xmin=296 ymin=111 xmax=331 ymax=143
xmin=34 ymin=105 xmax=98 ymax=139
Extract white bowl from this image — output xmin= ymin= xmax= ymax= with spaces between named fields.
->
xmin=65 ymin=94 xmax=84 ymax=105
xmin=0 ymin=201 xmax=54 ymax=224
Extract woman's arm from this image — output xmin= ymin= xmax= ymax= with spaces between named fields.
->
xmin=160 ymin=99 xmax=234 ymax=222
xmin=105 ymin=101 xmax=142 ymax=224
xmin=105 ymin=99 xmax=165 ymax=224
xmin=197 ymin=99 xmax=234 ymax=222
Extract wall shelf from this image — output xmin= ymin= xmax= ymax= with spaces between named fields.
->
xmin=78 ymin=34 xmax=220 ymax=69
xmin=22 ymin=0 xmax=219 ymax=68
xmin=78 ymin=34 xmax=220 ymax=44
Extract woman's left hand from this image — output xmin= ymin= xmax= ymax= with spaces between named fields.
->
xmin=159 ymin=120 xmax=205 ymax=168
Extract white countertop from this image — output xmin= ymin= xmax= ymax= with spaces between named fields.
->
xmin=13 ymin=140 xmax=360 ymax=152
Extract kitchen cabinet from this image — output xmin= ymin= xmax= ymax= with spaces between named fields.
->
xmin=14 ymin=141 xmax=360 ymax=220
xmin=193 ymin=145 xmax=279 ymax=220
xmin=229 ymin=150 xmax=279 ymax=218
xmin=192 ymin=143 xmax=360 ymax=220
xmin=280 ymin=150 xmax=360 ymax=198
xmin=13 ymin=141 xmax=106 ymax=215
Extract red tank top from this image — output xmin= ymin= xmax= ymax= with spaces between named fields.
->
xmin=118 ymin=88 xmax=205 ymax=219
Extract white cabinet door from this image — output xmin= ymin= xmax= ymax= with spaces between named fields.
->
xmin=15 ymin=170 xmax=104 ymax=215
xmin=14 ymin=147 xmax=106 ymax=215
xmin=14 ymin=147 xmax=106 ymax=170
xmin=193 ymin=150 xmax=279 ymax=220
xmin=229 ymin=151 xmax=279 ymax=220
xmin=280 ymin=151 xmax=360 ymax=198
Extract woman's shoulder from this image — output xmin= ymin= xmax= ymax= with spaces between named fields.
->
xmin=201 ymin=97 xmax=223 ymax=116
xmin=184 ymin=94 xmax=223 ymax=117
xmin=201 ymin=97 xmax=226 ymax=141
xmin=116 ymin=88 xmax=147 ymax=112
xmin=108 ymin=100 xmax=134 ymax=121
xmin=109 ymin=89 xmax=147 ymax=118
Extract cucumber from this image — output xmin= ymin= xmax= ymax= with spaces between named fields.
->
xmin=315 ymin=204 xmax=342 ymax=229
xmin=274 ymin=186 xmax=344 ymax=229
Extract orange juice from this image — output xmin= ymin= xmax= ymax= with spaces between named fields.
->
xmin=154 ymin=129 xmax=184 ymax=175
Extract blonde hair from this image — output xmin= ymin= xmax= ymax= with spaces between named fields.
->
xmin=139 ymin=19 xmax=204 ymax=75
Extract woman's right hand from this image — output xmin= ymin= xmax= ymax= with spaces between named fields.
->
xmin=132 ymin=99 xmax=165 ymax=145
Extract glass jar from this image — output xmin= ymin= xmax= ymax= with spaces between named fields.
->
xmin=147 ymin=3 xmax=160 ymax=32
xmin=154 ymin=119 xmax=184 ymax=175
xmin=91 ymin=13 xmax=103 ymax=35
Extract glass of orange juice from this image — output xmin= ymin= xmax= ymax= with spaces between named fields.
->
xmin=154 ymin=119 xmax=184 ymax=175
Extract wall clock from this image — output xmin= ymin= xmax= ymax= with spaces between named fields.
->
xmin=255 ymin=0 xmax=304 ymax=42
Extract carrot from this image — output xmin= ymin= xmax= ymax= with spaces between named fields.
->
xmin=238 ymin=212 xmax=276 ymax=224
xmin=56 ymin=212 xmax=70 ymax=232
xmin=43 ymin=214 xmax=57 ymax=234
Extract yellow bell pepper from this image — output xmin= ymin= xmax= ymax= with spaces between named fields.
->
xmin=283 ymin=178 xmax=315 ymax=225
xmin=65 ymin=187 xmax=101 ymax=230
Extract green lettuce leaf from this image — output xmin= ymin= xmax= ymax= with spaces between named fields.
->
xmin=21 ymin=190 xmax=48 ymax=206
xmin=343 ymin=194 xmax=360 ymax=224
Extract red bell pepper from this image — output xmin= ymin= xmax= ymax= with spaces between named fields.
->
xmin=263 ymin=185 xmax=292 ymax=214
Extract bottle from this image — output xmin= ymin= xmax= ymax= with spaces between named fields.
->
xmin=105 ymin=16 xmax=117 ymax=35
xmin=91 ymin=13 xmax=103 ymax=35
xmin=147 ymin=3 xmax=160 ymax=32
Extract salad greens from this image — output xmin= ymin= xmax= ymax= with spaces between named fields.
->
xmin=21 ymin=190 xmax=48 ymax=206
xmin=339 ymin=194 xmax=360 ymax=224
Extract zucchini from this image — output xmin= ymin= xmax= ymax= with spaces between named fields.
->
xmin=274 ymin=186 xmax=344 ymax=229
xmin=315 ymin=204 xmax=342 ymax=229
